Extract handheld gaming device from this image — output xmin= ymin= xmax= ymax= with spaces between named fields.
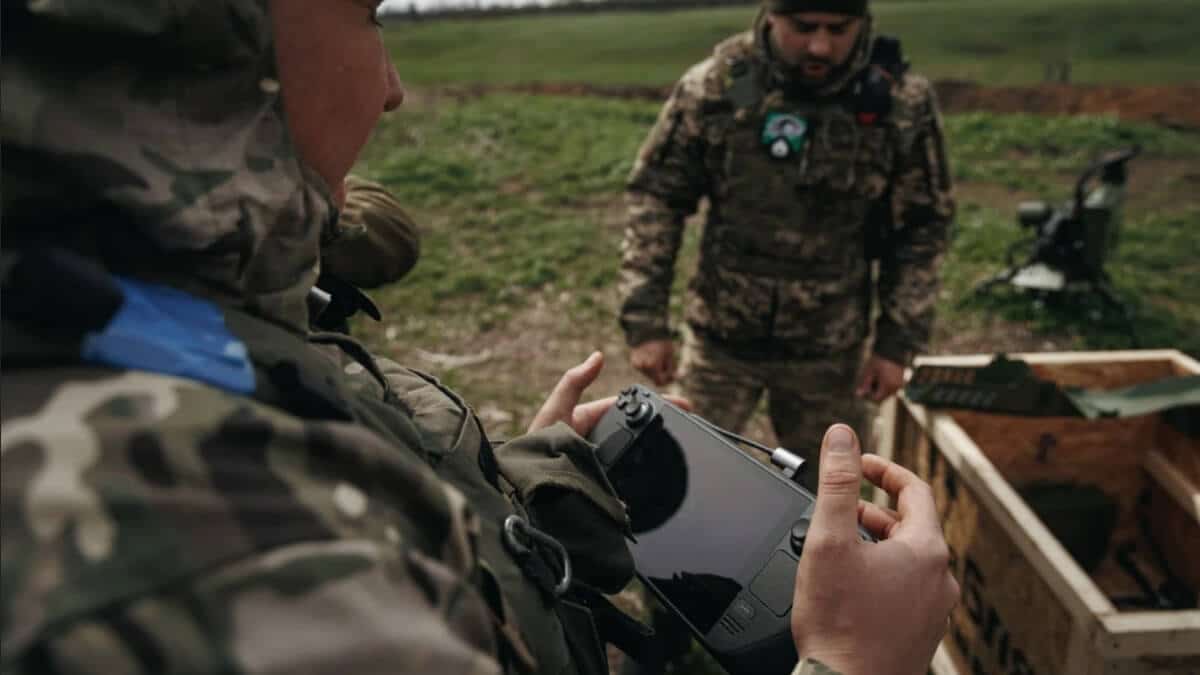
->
xmin=589 ymin=385 xmax=873 ymax=675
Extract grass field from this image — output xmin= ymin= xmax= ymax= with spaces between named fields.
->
xmin=358 ymin=8 xmax=1199 ymax=671
xmin=353 ymin=92 xmax=1200 ymax=438
xmin=384 ymin=0 xmax=1200 ymax=86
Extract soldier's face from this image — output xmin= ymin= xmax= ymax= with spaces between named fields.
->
xmin=271 ymin=0 xmax=405 ymax=206
xmin=767 ymin=12 xmax=863 ymax=82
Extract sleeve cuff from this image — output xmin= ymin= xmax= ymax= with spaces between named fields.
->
xmin=623 ymin=323 xmax=675 ymax=348
xmin=873 ymin=331 xmax=919 ymax=367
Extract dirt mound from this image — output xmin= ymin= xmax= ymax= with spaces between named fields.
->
xmin=932 ymin=80 xmax=1200 ymax=130
xmin=447 ymin=80 xmax=1200 ymax=130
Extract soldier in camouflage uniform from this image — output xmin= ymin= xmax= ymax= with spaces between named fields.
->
xmin=619 ymin=0 xmax=955 ymax=482
xmin=1 ymin=2 xmax=957 ymax=675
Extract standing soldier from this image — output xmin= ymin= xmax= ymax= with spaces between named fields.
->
xmin=620 ymin=0 xmax=954 ymax=482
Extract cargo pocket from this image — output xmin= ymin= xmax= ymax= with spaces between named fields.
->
xmin=493 ymin=423 xmax=635 ymax=594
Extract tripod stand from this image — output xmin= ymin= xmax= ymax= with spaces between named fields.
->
xmin=965 ymin=146 xmax=1142 ymax=346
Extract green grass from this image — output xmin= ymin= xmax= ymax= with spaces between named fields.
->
xmin=945 ymin=112 xmax=1200 ymax=191
xmin=353 ymin=94 xmax=1200 ymax=362
xmin=945 ymin=205 xmax=1200 ymax=354
xmin=385 ymin=0 xmax=1200 ymax=87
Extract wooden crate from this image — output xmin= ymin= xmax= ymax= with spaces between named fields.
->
xmin=880 ymin=350 xmax=1200 ymax=675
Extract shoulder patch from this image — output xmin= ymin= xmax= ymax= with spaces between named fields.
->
xmin=893 ymin=72 xmax=934 ymax=116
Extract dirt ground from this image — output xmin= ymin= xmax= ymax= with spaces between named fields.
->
xmin=443 ymin=80 xmax=1200 ymax=131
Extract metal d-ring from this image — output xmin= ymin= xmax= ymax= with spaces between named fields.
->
xmin=503 ymin=515 xmax=573 ymax=596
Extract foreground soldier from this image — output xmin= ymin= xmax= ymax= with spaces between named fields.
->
xmin=620 ymin=0 xmax=954 ymax=480
xmin=0 ymin=2 xmax=958 ymax=674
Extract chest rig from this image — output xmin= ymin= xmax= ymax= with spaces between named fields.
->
xmin=703 ymin=36 xmax=910 ymax=278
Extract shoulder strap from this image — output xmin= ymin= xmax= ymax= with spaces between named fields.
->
xmin=854 ymin=35 xmax=910 ymax=122
xmin=724 ymin=56 xmax=763 ymax=112
xmin=870 ymin=35 xmax=909 ymax=81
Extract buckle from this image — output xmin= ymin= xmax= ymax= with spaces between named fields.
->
xmin=503 ymin=515 xmax=573 ymax=597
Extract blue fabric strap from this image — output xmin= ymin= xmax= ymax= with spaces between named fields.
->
xmin=81 ymin=277 xmax=255 ymax=394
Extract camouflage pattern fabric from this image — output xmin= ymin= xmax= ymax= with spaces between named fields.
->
xmin=2 ymin=1 xmax=335 ymax=334
xmin=0 ymin=365 xmax=504 ymax=675
xmin=618 ymin=12 xmax=954 ymax=366
xmin=674 ymin=332 xmax=868 ymax=489
xmin=323 ymin=176 xmax=422 ymax=289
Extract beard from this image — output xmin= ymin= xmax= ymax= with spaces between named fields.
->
xmin=795 ymin=56 xmax=835 ymax=83
xmin=788 ymin=52 xmax=858 ymax=91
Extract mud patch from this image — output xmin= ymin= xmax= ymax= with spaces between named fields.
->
xmin=438 ymin=80 xmax=1200 ymax=131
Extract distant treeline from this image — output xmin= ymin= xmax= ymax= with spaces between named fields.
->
xmin=385 ymin=0 xmax=757 ymax=22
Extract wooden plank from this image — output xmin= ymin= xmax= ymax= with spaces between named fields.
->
xmin=1168 ymin=351 xmax=1200 ymax=374
xmin=1144 ymin=450 xmax=1200 ymax=524
xmin=1097 ymin=611 xmax=1200 ymax=657
xmin=906 ymin=398 xmax=1116 ymax=621
xmin=1145 ymin=475 xmax=1200 ymax=605
xmin=913 ymin=350 xmax=1190 ymax=368
xmin=1155 ymin=422 xmax=1200 ymax=491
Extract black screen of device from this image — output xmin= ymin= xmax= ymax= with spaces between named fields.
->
xmin=607 ymin=405 xmax=796 ymax=633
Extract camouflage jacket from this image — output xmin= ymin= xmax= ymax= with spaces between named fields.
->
xmin=1 ymin=302 xmax=630 ymax=675
xmin=619 ymin=20 xmax=954 ymax=364
xmin=2 ymin=2 xmax=627 ymax=673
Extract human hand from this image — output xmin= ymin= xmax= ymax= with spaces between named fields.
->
xmin=629 ymin=339 xmax=676 ymax=386
xmin=528 ymin=351 xmax=615 ymax=436
xmin=528 ymin=351 xmax=692 ymax=437
xmin=791 ymin=425 xmax=959 ymax=675
xmin=855 ymin=354 xmax=905 ymax=402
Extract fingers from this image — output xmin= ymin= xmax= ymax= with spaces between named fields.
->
xmin=855 ymin=369 xmax=876 ymax=400
xmin=662 ymin=348 xmax=677 ymax=385
xmin=861 ymin=454 xmax=941 ymax=536
xmin=560 ymin=350 xmax=604 ymax=394
xmin=857 ymin=501 xmax=900 ymax=539
xmin=655 ymin=368 xmax=674 ymax=387
xmin=652 ymin=350 xmax=675 ymax=386
xmin=632 ymin=354 xmax=665 ymax=385
xmin=807 ymin=424 xmax=863 ymax=547
xmin=570 ymin=396 xmax=617 ymax=437
xmin=528 ymin=351 xmax=604 ymax=432
xmin=663 ymin=395 xmax=693 ymax=412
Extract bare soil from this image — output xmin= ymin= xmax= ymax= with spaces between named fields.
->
xmin=441 ymin=80 xmax=1200 ymax=131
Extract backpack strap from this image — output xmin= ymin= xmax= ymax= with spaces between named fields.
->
xmin=853 ymin=35 xmax=910 ymax=125
xmin=724 ymin=56 xmax=763 ymax=112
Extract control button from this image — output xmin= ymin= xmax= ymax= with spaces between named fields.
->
xmin=730 ymin=596 xmax=756 ymax=623
xmin=790 ymin=516 xmax=811 ymax=555
xmin=750 ymin=550 xmax=798 ymax=616
xmin=616 ymin=397 xmax=629 ymax=411
xmin=626 ymin=401 xmax=652 ymax=426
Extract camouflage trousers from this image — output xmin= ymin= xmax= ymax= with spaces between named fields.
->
xmin=673 ymin=332 xmax=869 ymax=490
